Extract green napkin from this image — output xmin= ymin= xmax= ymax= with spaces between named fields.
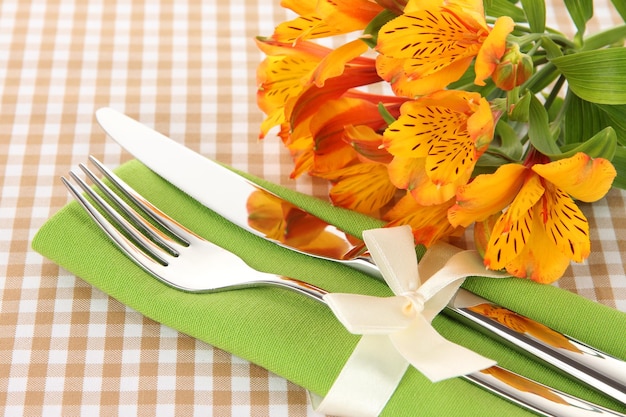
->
xmin=32 ymin=160 xmax=626 ymax=416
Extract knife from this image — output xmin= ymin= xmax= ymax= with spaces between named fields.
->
xmin=95 ymin=107 xmax=626 ymax=411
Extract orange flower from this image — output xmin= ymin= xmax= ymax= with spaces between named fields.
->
xmin=319 ymin=162 xmax=400 ymax=216
xmin=448 ymin=151 xmax=617 ymax=283
xmin=375 ymin=0 xmax=514 ymax=96
xmin=256 ymin=38 xmax=378 ymax=139
xmin=384 ymin=194 xmax=461 ymax=246
xmin=256 ymin=39 xmax=329 ymax=139
xmin=288 ymin=94 xmax=403 ymax=177
xmin=273 ymin=0 xmax=383 ymax=44
xmin=383 ymin=90 xmax=495 ymax=205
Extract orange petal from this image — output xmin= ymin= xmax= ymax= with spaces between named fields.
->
xmin=532 ymin=153 xmax=617 ymax=203
xmin=474 ymin=16 xmax=515 ymax=85
xmin=541 ymin=183 xmax=590 ymax=263
xmin=383 ymin=101 xmax=432 ymax=158
xmin=384 ymin=194 xmax=459 ymax=246
xmin=377 ymin=9 xmax=481 ymax=61
xmin=483 ymin=173 xmax=545 ymax=269
xmin=317 ymin=0 xmax=384 ymax=31
xmin=273 ymin=14 xmax=345 ymax=44
xmin=498 ymin=204 xmax=573 ymax=283
xmin=311 ymin=39 xmax=371 ymax=87
xmin=449 ymin=163 xmax=526 ymax=227
xmin=322 ymin=162 xmax=399 ymax=215
xmin=343 ymin=125 xmax=393 ymax=164
xmin=388 ymin=157 xmax=459 ymax=205
xmin=466 ymin=94 xmax=495 ymax=149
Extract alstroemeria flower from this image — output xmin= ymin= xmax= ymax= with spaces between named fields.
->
xmin=256 ymin=38 xmax=378 ymax=139
xmin=274 ymin=0 xmax=384 ymax=44
xmin=375 ymin=0 xmax=514 ymax=96
xmin=256 ymin=39 xmax=330 ymax=138
xmin=383 ymin=90 xmax=495 ymax=205
xmin=448 ymin=152 xmax=617 ymax=283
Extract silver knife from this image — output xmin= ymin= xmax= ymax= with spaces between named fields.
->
xmin=95 ymin=107 xmax=626 ymax=414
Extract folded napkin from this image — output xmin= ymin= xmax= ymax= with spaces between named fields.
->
xmin=33 ymin=160 xmax=626 ymax=416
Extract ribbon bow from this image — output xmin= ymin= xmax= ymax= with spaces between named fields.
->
xmin=313 ymin=225 xmax=507 ymax=417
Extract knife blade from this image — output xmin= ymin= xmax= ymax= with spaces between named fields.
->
xmin=95 ymin=107 xmax=626 ymax=410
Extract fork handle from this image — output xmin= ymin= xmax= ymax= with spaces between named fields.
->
xmin=264 ymin=276 xmax=329 ymax=302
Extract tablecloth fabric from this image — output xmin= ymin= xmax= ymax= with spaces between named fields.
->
xmin=2 ymin=0 xmax=625 ymax=415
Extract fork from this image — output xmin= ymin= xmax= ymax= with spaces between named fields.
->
xmin=61 ymin=156 xmax=329 ymax=301
xmin=60 ymin=156 xmax=626 ymax=417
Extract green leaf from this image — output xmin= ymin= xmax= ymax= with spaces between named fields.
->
xmin=528 ymin=95 xmax=561 ymax=155
xmin=564 ymin=0 xmax=593 ymax=37
xmin=540 ymin=36 xmax=563 ymax=60
xmin=520 ymin=0 xmax=546 ymax=33
xmin=611 ymin=146 xmax=626 ymax=189
xmin=596 ymin=103 xmax=626 ymax=146
xmin=362 ymin=9 xmax=397 ymax=48
xmin=495 ymin=119 xmax=524 ymax=160
xmin=563 ymin=91 xmax=626 ymax=146
xmin=610 ymin=0 xmax=626 ymax=23
xmin=559 ymin=127 xmax=617 ymax=160
xmin=509 ymin=90 xmax=531 ymax=122
xmin=551 ymin=49 xmax=626 ymax=104
xmin=581 ymin=25 xmax=626 ymax=50
xmin=485 ymin=0 xmax=527 ymax=22
xmin=563 ymin=91 xmax=608 ymax=145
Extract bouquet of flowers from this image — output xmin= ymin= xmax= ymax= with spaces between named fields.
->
xmin=255 ymin=0 xmax=626 ymax=283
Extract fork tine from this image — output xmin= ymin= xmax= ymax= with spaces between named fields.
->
xmin=88 ymin=155 xmax=194 ymax=245
xmin=62 ymin=171 xmax=170 ymax=267
xmin=78 ymin=161 xmax=182 ymax=256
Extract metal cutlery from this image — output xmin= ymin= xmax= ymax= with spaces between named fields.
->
xmin=62 ymin=156 xmax=625 ymax=416
xmin=94 ymin=107 xmax=626 ymax=407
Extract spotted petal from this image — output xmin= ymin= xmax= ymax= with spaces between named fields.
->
xmin=377 ymin=9 xmax=483 ymax=63
xmin=499 ymin=204 xmax=573 ymax=284
xmin=532 ymin=153 xmax=617 ymax=203
xmin=541 ymin=183 xmax=590 ymax=263
xmin=321 ymin=162 xmax=399 ymax=215
xmin=385 ymin=194 xmax=459 ymax=246
xmin=448 ymin=163 xmax=527 ymax=227
xmin=484 ymin=173 xmax=545 ymax=270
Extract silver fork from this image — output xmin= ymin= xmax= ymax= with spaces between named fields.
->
xmin=61 ymin=156 xmax=328 ymax=301
xmin=60 ymin=156 xmax=626 ymax=417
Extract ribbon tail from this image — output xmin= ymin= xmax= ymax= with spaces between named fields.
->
xmin=311 ymin=335 xmax=409 ymax=417
xmin=391 ymin=317 xmax=496 ymax=382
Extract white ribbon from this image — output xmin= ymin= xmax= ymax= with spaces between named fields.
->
xmin=312 ymin=225 xmax=508 ymax=417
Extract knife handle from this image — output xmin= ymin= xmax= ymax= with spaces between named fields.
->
xmin=448 ymin=288 xmax=626 ymax=406
xmin=465 ymin=365 xmax=626 ymax=417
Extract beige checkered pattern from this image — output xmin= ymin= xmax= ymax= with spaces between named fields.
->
xmin=1 ymin=0 xmax=624 ymax=415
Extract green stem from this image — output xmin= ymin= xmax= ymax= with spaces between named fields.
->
xmin=521 ymin=62 xmax=559 ymax=94
xmin=513 ymin=33 xmax=576 ymax=50
xmin=544 ymin=74 xmax=566 ymax=111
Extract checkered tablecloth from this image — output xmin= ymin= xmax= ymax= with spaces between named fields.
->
xmin=1 ymin=1 xmax=625 ymax=415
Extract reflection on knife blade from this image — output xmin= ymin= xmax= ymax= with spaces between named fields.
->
xmin=95 ymin=107 xmax=626 ymax=413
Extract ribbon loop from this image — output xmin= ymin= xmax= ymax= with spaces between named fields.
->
xmin=315 ymin=225 xmax=509 ymax=416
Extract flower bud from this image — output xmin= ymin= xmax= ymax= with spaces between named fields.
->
xmin=492 ymin=45 xmax=533 ymax=91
